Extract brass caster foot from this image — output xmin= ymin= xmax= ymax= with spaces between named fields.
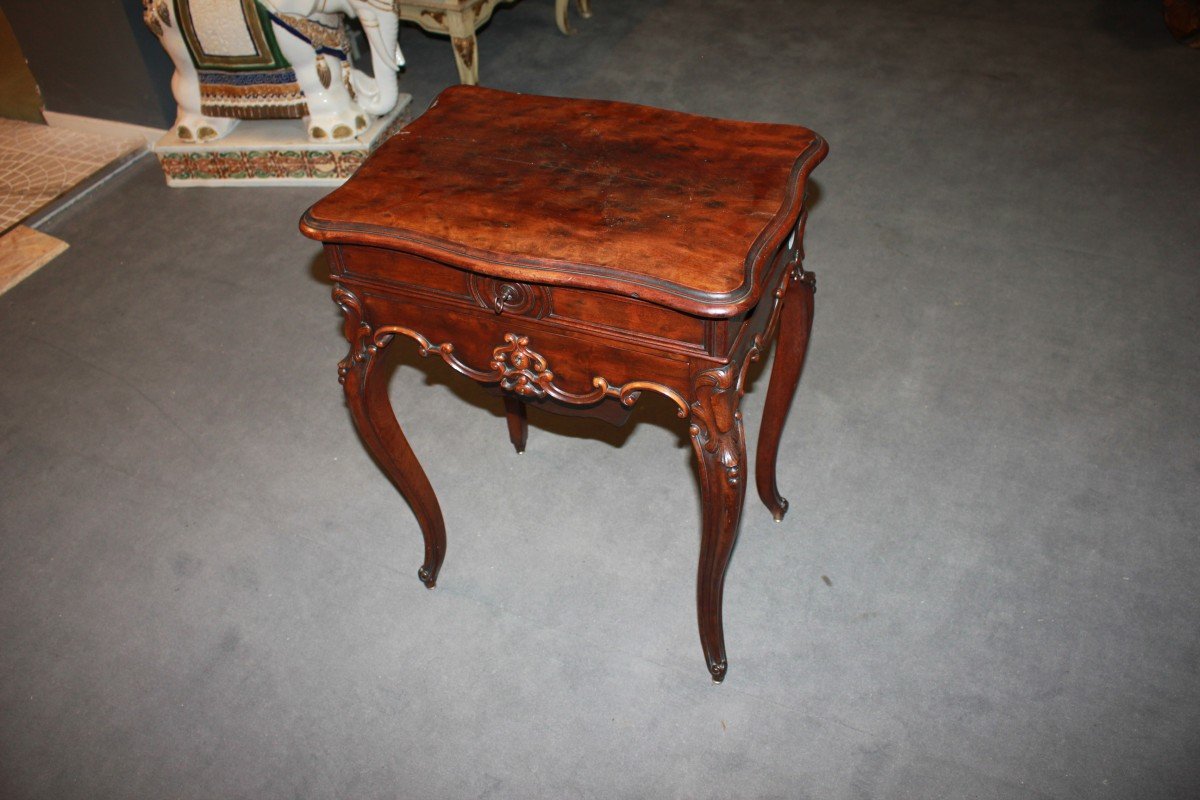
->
xmin=418 ymin=566 xmax=437 ymax=588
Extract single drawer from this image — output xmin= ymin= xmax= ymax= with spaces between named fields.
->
xmin=547 ymin=286 xmax=707 ymax=350
xmin=335 ymin=245 xmax=472 ymax=302
xmin=333 ymin=243 xmax=711 ymax=353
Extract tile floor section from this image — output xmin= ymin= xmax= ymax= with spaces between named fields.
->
xmin=0 ymin=117 xmax=143 ymax=233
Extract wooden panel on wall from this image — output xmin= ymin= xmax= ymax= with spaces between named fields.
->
xmin=0 ymin=8 xmax=45 ymax=124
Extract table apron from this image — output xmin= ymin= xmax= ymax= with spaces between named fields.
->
xmin=346 ymin=283 xmax=703 ymax=415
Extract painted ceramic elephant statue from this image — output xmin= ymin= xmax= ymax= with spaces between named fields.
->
xmin=143 ymin=0 xmax=403 ymax=142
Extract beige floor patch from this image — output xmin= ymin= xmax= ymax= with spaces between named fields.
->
xmin=0 ymin=225 xmax=69 ymax=295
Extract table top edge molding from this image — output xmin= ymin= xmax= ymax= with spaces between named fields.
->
xmin=300 ymin=135 xmax=826 ymax=318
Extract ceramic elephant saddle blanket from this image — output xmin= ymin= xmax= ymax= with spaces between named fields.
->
xmin=163 ymin=0 xmax=352 ymax=119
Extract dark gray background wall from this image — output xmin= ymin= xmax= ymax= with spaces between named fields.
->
xmin=2 ymin=0 xmax=175 ymax=127
xmin=1 ymin=1 xmax=1184 ymax=132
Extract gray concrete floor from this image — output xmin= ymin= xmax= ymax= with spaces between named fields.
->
xmin=2 ymin=1 xmax=1198 ymax=797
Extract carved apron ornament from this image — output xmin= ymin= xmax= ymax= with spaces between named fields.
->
xmin=491 ymin=334 xmax=553 ymax=398
xmin=333 ymin=285 xmax=688 ymax=415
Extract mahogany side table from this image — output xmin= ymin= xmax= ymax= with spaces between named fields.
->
xmin=300 ymin=86 xmax=828 ymax=681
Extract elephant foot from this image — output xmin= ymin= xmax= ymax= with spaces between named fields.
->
xmin=307 ymin=110 xmax=371 ymax=142
xmin=174 ymin=114 xmax=238 ymax=143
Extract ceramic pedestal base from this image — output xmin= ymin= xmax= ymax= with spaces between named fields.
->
xmin=153 ymin=95 xmax=412 ymax=187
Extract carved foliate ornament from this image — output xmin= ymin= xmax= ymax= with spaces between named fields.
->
xmin=688 ymin=339 xmax=762 ymax=487
xmin=333 ymin=286 xmax=376 ymax=384
xmin=689 ymin=366 xmax=745 ymax=487
xmin=490 ymin=334 xmax=554 ymax=397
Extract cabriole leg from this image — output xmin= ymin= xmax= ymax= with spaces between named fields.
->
xmin=555 ymin=0 xmax=572 ymax=34
xmin=446 ymin=12 xmax=479 ymax=85
xmin=504 ymin=396 xmax=528 ymax=454
xmin=335 ymin=287 xmax=446 ymax=588
xmin=689 ymin=362 xmax=749 ymax=682
xmin=755 ymin=268 xmax=815 ymax=522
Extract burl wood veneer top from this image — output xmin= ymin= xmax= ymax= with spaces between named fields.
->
xmin=301 ymin=86 xmax=827 ymax=317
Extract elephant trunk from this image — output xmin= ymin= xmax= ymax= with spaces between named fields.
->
xmin=357 ymin=7 xmax=401 ymax=115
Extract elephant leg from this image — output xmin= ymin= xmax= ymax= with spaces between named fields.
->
xmin=144 ymin=2 xmax=237 ymax=142
xmin=271 ymin=19 xmax=367 ymax=141
xmin=446 ymin=12 xmax=480 ymax=85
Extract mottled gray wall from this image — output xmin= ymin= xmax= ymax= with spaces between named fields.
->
xmin=2 ymin=0 xmax=175 ymax=127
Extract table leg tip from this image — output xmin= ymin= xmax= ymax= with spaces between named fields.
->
xmin=418 ymin=566 xmax=438 ymax=588
xmin=772 ymin=498 xmax=790 ymax=522
xmin=709 ymin=661 xmax=728 ymax=683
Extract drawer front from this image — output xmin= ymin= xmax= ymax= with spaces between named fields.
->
xmin=547 ymin=285 xmax=707 ymax=349
xmin=332 ymin=244 xmax=711 ymax=354
xmin=337 ymin=244 xmax=471 ymax=302
xmin=354 ymin=287 xmax=695 ymax=417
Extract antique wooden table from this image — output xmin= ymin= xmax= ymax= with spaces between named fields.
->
xmin=300 ymin=86 xmax=828 ymax=681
